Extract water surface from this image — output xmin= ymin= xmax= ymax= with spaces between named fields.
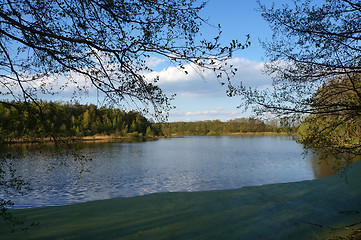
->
xmin=2 ymin=136 xmax=336 ymax=208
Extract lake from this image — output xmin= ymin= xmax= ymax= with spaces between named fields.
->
xmin=1 ymin=136 xmax=337 ymax=209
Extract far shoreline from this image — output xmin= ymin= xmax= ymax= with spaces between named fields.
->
xmin=168 ymin=131 xmax=296 ymax=137
xmin=1 ymin=131 xmax=297 ymax=145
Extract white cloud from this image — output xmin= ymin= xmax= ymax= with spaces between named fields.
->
xmin=0 ymin=56 xmax=272 ymax=121
xmin=146 ymin=63 xmax=209 ymax=83
xmin=145 ymin=57 xmax=273 ymax=99
xmin=2 ymin=57 xmax=271 ymax=101
xmin=178 ymin=92 xmax=210 ymax=98
xmin=146 ymin=57 xmax=166 ymax=68
xmin=169 ymin=108 xmax=241 ymax=121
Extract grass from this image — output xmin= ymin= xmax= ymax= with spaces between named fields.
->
xmin=1 ymin=161 xmax=361 ymax=240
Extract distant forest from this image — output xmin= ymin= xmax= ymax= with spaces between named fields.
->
xmin=0 ymin=101 xmax=161 ymax=143
xmin=161 ymin=118 xmax=299 ymax=136
xmin=0 ymin=102 xmax=299 ymax=143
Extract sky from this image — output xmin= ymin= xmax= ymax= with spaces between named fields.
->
xmin=152 ymin=0 xmax=275 ymax=122
xmin=67 ymin=0 xmax=276 ymax=122
xmin=2 ymin=0 xmax=276 ymax=122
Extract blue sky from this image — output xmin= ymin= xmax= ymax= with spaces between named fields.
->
xmin=154 ymin=0 xmax=275 ymax=121
xmin=69 ymin=0 xmax=274 ymax=122
xmin=2 ymin=0 xmax=276 ymax=122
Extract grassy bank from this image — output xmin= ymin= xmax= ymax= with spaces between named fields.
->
xmin=1 ymin=161 xmax=360 ymax=240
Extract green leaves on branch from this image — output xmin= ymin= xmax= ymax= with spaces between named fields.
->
xmin=298 ymin=75 xmax=361 ymax=162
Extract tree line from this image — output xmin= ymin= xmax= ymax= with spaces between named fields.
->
xmin=0 ymin=101 xmax=161 ymax=143
xmin=161 ymin=117 xmax=299 ymax=136
xmin=0 ymin=101 xmax=301 ymax=143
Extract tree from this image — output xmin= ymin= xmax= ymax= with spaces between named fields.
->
xmin=228 ymin=2 xmax=361 ymax=235
xmin=145 ymin=126 xmax=153 ymax=136
xmin=231 ymin=0 xmax=361 ymax=156
xmin=0 ymin=0 xmax=249 ymax=116
xmin=233 ymin=0 xmax=361 ymax=115
xmin=0 ymin=0 xmax=249 ymax=229
xmin=298 ymin=75 xmax=361 ymax=163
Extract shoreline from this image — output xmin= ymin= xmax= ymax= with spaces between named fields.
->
xmin=1 ymin=160 xmax=360 ymax=239
xmin=171 ymin=132 xmax=296 ymax=137
xmin=0 ymin=134 xmax=157 ymax=145
xmin=1 ymin=132 xmax=296 ymax=145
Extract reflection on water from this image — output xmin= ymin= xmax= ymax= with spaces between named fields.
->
xmin=309 ymin=155 xmax=339 ymax=179
xmin=0 ymin=136 xmax=341 ymax=209
xmin=308 ymin=150 xmax=359 ymax=179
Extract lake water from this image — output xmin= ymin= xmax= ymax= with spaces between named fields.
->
xmin=1 ymin=136 xmax=337 ymax=209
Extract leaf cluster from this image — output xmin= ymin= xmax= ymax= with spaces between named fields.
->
xmin=298 ymin=75 xmax=361 ymax=162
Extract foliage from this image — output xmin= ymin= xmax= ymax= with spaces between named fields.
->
xmin=298 ymin=76 xmax=361 ymax=166
xmin=229 ymin=0 xmax=361 ymax=157
xmin=0 ymin=0 xmax=248 ymax=233
xmin=0 ymin=101 xmax=161 ymax=230
xmin=230 ymin=2 xmax=361 ymax=237
xmin=231 ymin=0 xmax=361 ymax=115
xmin=0 ymin=101 xmax=161 ymax=143
xmin=160 ymin=117 xmax=298 ymax=136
